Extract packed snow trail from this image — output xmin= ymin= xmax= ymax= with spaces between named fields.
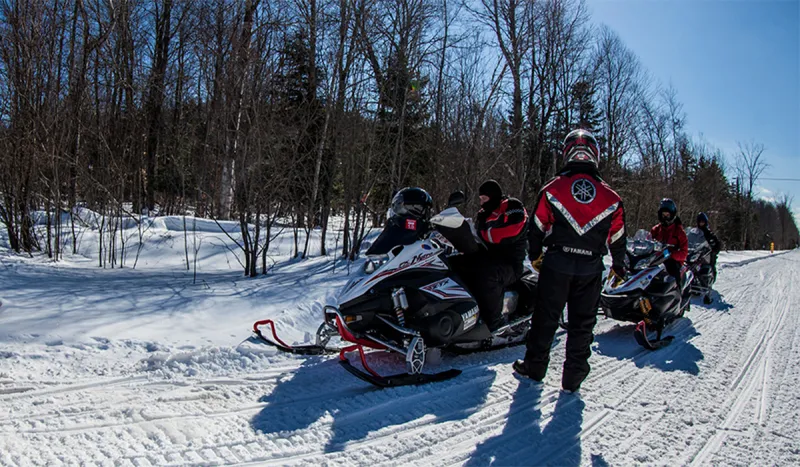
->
xmin=1 ymin=250 xmax=799 ymax=465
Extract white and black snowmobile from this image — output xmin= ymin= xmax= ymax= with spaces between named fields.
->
xmin=599 ymin=229 xmax=694 ymax=350
xmin=252 ymin=191 xmax=537 ymax=388
xmin=686 ymin=227 xmax=716 ymax=303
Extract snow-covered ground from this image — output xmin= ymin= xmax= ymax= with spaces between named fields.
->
xmin=1 ymin=219 xmax=797 ymax=466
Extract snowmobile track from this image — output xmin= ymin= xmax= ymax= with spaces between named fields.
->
xmin=689 ymin=265 xmax=793 ymax=466
xmin=691 ymin=258 xmax=796 ymax=466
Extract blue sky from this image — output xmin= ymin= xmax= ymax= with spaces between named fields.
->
xmin=587 ymin=0 xmax=800 ymax=220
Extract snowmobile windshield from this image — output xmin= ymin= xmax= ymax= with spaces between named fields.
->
xmin=627 ymin=229 xmax=656 ymax=257
xmin=687 ymin=227 xmax=709 ymax=250
xmin=366 ymin=214 xmax=430 ymax=256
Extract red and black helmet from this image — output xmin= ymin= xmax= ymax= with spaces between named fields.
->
xmin=562 ymin=129 xmax=600 ymax=167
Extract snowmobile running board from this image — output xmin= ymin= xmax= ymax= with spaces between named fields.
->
xmin=634 ymin=320 xmax=675 ymax=350
xmin=446 ymin=314 xmax=532 ymax=355
xmin=251 ymin=319 xmax=335 ymax=355
xmin=338 ymin=344 xmax=462 ymax=388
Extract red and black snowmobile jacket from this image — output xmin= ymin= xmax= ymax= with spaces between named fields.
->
xmin=528 ymin=165 xmax=626 ymax=275
xmin=651 ymin=219 xmax=688 ymax=264
xmin=475 ymin=196 xmax=529 ymax=275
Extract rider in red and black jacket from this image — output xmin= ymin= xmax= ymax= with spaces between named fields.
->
xmin=475 ymin=181 xmax=529 ymax=277
xmin=451 ymin=179 xmax=528 ymax=333
xmin=651 ymin=198 xmax=688 ymax=284
xmin=514 ymin=129 xmax=626 ymax=393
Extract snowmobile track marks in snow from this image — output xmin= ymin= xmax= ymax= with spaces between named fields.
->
xmin=0 ymin=374 xmax=150 ymax=401
xmin=689 ymin=261 xmax=794 ymax=466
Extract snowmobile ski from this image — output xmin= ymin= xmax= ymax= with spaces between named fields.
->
xmin=252 ymin=319 xmax=338 ymax=355
xmin=338 ymin=344 xmax=462 ymax=388
xmin=633 ymin=320 xmax=674 ymax=350
xmin=339 ymin=360 xmax=462 ymax=388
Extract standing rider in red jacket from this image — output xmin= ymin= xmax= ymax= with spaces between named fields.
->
xmin=513 ymin=129 xmax=626 ymax=393
xmin=650 ymin=198 xmax=688 ymax=285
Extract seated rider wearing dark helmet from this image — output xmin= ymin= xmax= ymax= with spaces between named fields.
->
xmin=696 ymin=212 xmax=722 ymax=304
xmin=650 ymin=198 xmax=688 ymax=285
xmin=366 ymin=187 xmax=433 ymax=255
xmin=696 ymin=212 xmax=722 ymax=277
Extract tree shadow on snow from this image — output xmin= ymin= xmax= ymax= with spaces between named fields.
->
xmin=250 ymin=351 xmax=496 ymax=454
xmin=0 ymin=256 xmax=352 ymax=342
xmin=592 ymin=318 xmax=704 ymax=375
xmin=466 ymin=382 xmax=585 ymax=466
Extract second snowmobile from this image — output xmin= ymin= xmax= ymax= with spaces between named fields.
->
xmin=599 ymin=229 xmax=694 ymax=349
xmin=252 ymin=190 xmax=537 ymax=388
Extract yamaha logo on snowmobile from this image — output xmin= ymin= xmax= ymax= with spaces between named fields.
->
xmin=461 ymin=306 xmax=479 ymax=331
xmin=571 ymin=178 xmax=596 ymax=204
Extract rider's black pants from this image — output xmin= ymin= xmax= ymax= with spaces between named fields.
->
xmin=451 ymin=255 xmax=518 ymax=332
xmin=524 ymin=266 xmax=603 ymax=391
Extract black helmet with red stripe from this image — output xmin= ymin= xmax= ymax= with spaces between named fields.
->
xmin=562 ymin=129 xmax=600 ymax=168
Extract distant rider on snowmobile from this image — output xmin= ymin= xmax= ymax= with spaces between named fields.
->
xmin=459 ymin=180 xmax=529 ymax=332
xmin=696 ymin=212 xmax=722 ymax=303
xmin=514 ymin=128 xmax=626 ymax=393
xmin=651 ymin=198 xmax=688 ymax=285
xmin=696 ymin=212 xmax=721 ymax=276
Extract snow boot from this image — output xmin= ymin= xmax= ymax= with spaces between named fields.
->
xmin=513 ymin=359 xmax=545 ymax=383
xmin=703 ymin=295 xmax=713 ymax=305
xmin=560 ymin=388 xmax=581 ymax=397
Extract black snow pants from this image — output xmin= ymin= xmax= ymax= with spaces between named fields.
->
xmin=665 ymin=258 xmax=683 ymax=287
xmin=710 ymin=253 xmax=718 ymax=279
xmin=524 ymin=265 xmax=603 ymax=391
xmin=451 ymin=255 xmax=519 ymax=331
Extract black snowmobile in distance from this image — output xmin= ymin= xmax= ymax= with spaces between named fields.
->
xmin=599 ymin=229 xmax=694 ymax=350
xmin=686 ymin=227 xmax=716 ymax=303
xmin=252 ymin=189 xmax=538 ymax=388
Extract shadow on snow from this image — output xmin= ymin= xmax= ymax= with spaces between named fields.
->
xmin=250 ymin=351 xmax=497 ymax=454
xmin=466 ymin=381 xmax=585 ymax=466
xmin=593 ymin=317 xmax=704 ymax=375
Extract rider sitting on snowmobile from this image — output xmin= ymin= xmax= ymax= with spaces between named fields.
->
xmin=452 ymin=180 xmax=528 ymax=332
xmin=514 ymin=128 xmax=626 ymax=393
xmin=367 ymin=188 xmax=434 ymax=256
xmin=696 ymin=212 xmax=721 ymax=276
xmin=696 ymin=212 xmax=722 ymax=303
xmin=651 ymin=198 xmax=688 ymax=286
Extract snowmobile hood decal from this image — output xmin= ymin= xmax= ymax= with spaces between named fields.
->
xmin=420 ymin=278 xmax=472 ymax=300
xmin=603 ymin=265 xmax=663 ymax=295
